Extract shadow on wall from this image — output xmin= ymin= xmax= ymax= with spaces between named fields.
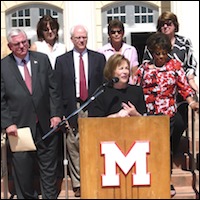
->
xmin=1 ymin=36 xmax=11 ymax=59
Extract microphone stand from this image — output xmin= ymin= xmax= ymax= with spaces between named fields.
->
xmin=35 ymin=86 xmax=105 ymax=199
xmin=36 ymin=87 xmax=105 ymax=144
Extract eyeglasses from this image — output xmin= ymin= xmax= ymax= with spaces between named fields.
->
xmin=110 ymin=30 xmax=122 ymax=34
xmin=73 ymin=36 xmax=87 ymax=40
xmin=12 ymin=40 xmax=27 ymax=47
xmin=43 ymin=28 xmax=57 ymax=32
xmin=161 ymin=20 xmax=173 ymax=27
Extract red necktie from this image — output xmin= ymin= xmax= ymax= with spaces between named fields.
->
xmin=22 ymin=59 xmax=32 ymax=94
xmin=79 ymin=54 xmax=88 ymax=101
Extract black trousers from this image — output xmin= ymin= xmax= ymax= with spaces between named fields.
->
xmin=170 ymin=112 xmax=186 ymax=174
xmin=10 ymin=123 xmax=59 ymax=199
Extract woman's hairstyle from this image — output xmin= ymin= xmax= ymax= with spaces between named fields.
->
xmin=36 ymin=15 xmax=59 ymax=41
xmin=108 ymin=19 xmax=124 ymax=35
xmin=157 ymin=11 xmax=179 ymax=32
xmin=146 ymin=32 xmax=172 ymax=54
xmin=104 ymin=54 xmax=130 ymax=81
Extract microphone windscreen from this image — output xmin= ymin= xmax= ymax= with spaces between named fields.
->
xmin=112 ymin=77 xmax=119 ymax=83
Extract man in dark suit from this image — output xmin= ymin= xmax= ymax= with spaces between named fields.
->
xmin=1 ymin=29 xmax=62 ymax=199
xmin=55 ymin=24 xmax=106 ymax=197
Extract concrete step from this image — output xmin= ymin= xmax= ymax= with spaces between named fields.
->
xmin=1 ymin=178 xmax=77 ymax=199
xmin=60 ymin=176 xmax=72 ymax=191
xmin=3 ymin=171 xmax=199 ymax=199
xmin=172 ymin=169 xmax=199 ymax=187
xmin=171 ymin=169 xmax=199 ymax=199
xmin=172 ymin=186 xmax=198 ymax=199
xmin=58 ymin=189 xmax=80 ymax=199
xmin=60 ymin=170 xmax=199 ymax=199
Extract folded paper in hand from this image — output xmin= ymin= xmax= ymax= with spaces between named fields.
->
xmin=8 ymin=127 xmax=36 ymax=152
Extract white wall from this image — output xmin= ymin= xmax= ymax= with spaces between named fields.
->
xmin=64 ymin=1 xmax=96 ymax=51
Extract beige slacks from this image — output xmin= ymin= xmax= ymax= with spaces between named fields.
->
xmin=66 ymin=103 xmax=88 ymax=189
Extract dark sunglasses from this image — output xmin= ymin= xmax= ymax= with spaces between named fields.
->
xmin=43 ymin=27 xmax=57 ymax=32
xmin=161 ymin=20 xmax=173 ymax=27
xmin=110 ymin=30 xmax=122 ymax=34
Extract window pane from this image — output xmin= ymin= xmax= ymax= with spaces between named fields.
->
xmin=142 ymin=15 xmax=146 ymax=23
xmin=148 ymin=8 xmax=153 ymax=13
xmin=135 ymin=6 xmax=140 ymax=13
xmin=142 ymin=7 xmax=146 ymax=13
xmin=114 ymin=7 xmax=118 ymax=14
xmin=148 ymin=15 xmax=153 ymax=23
xmin=114 ymin=16 xmax=119 ymax=20
xmin=107 ymin=17 xmax=112 ymax=24
xmin=135 ymin=16 xmax=140 ymax=23
xmin=19 ymin=19 xmax=23 ymax=26
xmin=18 ymin=10 xmax=23 ymax=17
xmin=53 ymin=11 xmax=57 ymax=16
xmin=12 ymin=12 xmax=17 ymax=17
xmin=121 ymin=16 xmax=126 ymax=23
xmin=39 ymin=8 xmax=44 ymax=16
xmin=46 ymin=9 xmax=51 ymax=15
xmin=12 ymin=19 xmax=17 ymax=27
xmin=120 ymin=6 xmax=125 ymax=13
xmin=25 ymin=19 xmax=30 ymax=26
xmin=107 ymin=9 xmax=112 ymax=14
xmin=25 ymin=9 xmax=30 ymax=16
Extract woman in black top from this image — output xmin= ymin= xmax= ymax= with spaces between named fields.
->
xmin=90 ymin=54 xmax=147 ymax=117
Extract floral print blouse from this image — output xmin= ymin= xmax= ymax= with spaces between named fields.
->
xmin=133 ymin=59 xmax=195 ymax=117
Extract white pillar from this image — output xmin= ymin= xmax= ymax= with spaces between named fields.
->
xmin=171 ymin=1 xmax=199 ymax=89
xmin=64 ymin=1 xmax=96 ymax=51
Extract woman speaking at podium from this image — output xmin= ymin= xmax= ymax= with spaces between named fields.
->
xmin=89 ymin=54 xmax=147 ymax=118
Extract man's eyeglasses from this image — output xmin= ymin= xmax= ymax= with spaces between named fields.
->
xmin=161 ymin=20 xmax=173 ymax=27
xmin=110 ymin=30 xmax=122 ymax=34
xmin=73 ymin=36 xmax=87 ymax=40
xmin=12 ymin=40 xmax=27 ymax=47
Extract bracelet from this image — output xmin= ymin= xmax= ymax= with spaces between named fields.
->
xmin=189 ymin=101 xmax=195 ymax=107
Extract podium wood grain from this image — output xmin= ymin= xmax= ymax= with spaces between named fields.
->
xmin=79 ymin=115 xmax=170 ymax=199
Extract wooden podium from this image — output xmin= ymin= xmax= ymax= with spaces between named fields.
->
xmin=79 ymin=115 xmax=170 ymax=199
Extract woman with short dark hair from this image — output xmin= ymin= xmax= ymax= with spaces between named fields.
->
xmin=98 ymin=19 xmax=139 ymax=82
xmin=134 ymin=32 xmax=199 ymax=197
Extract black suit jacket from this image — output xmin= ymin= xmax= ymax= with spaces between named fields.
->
xmin=1 ymin=51 xmax=62 ymax=139
xmin=55 ymin=49 xmax=106 ymax=129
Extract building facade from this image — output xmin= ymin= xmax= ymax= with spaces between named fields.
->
xmin=1 ymin=1 xmax=199 ymax=85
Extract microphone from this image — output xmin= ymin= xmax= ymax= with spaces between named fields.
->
xmin=91 ymin=77 xmax=119 ymax=98
xmin=102 ymin=77 xmax=119 ymax=87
